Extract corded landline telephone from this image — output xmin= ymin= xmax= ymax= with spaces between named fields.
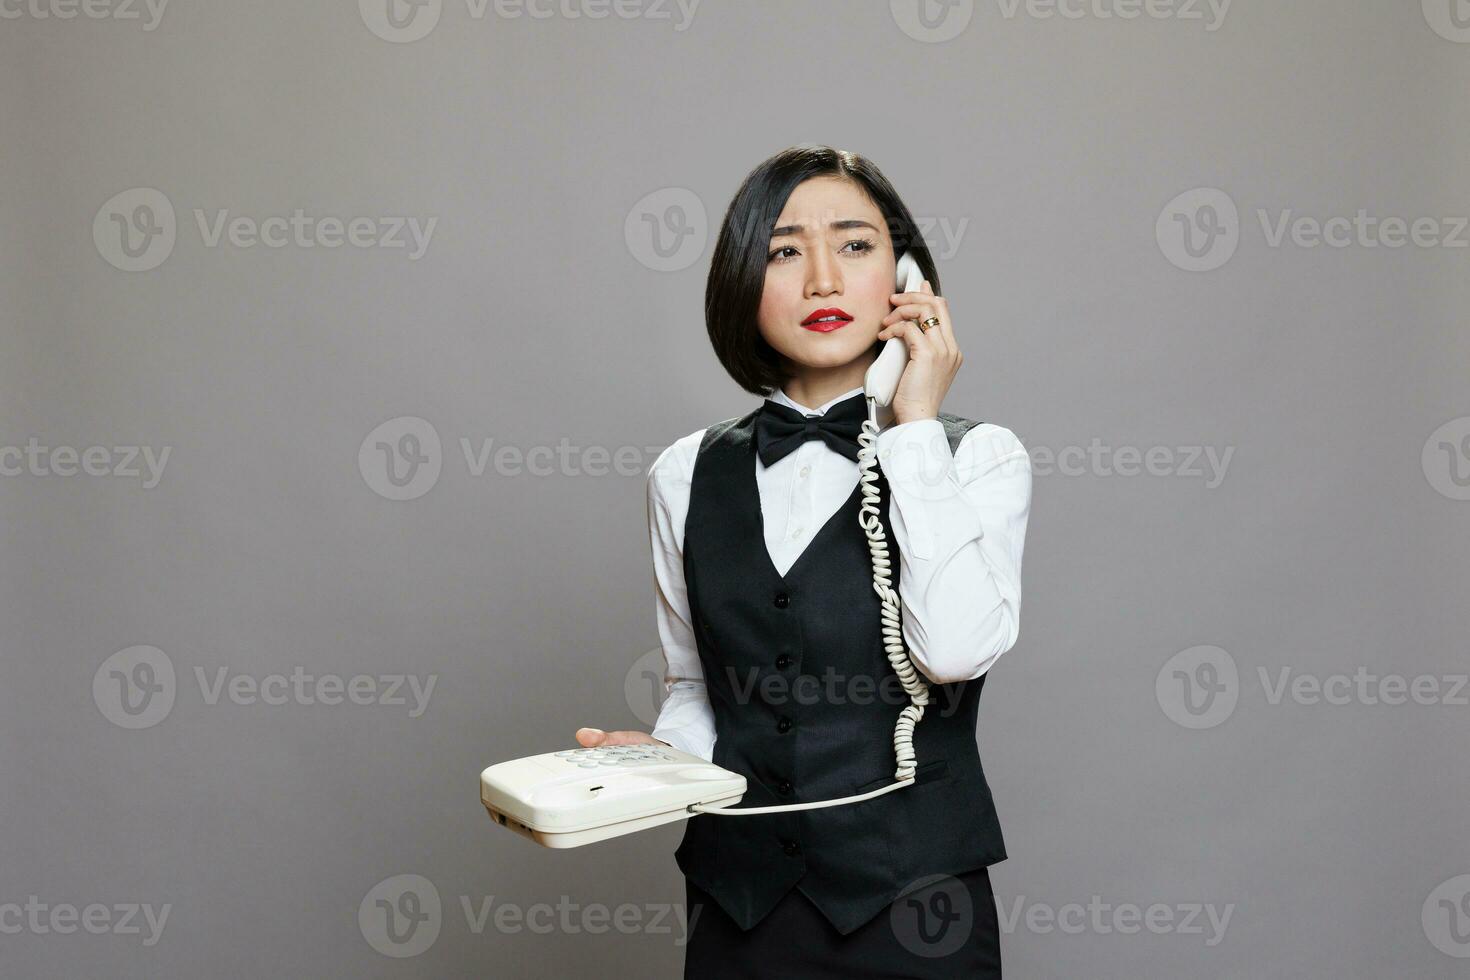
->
xmin=481 ymin=252 xmax=934 ymax=848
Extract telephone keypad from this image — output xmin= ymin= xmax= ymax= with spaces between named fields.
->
xmin=553 ymin=745 xmax=677 ymax=769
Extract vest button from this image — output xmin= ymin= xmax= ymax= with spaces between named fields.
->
xmin=775 ymin=654 xmax=791 ymax=670
xmin=781 ymin=838 xmax=800 ymax=856
xmin=773 ymin=592 xmax=789 ymax=609
xmin=777 ymin=779 xmax=792 ymax=795
xmin=776 ymin=716 xmax=792 ymax=733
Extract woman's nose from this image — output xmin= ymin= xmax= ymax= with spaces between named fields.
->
xmin=805 ymin=254 xmax=842 ymax=297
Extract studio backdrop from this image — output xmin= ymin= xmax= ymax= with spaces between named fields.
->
xmin=2 ymin=1 xmax=1467 ymax=977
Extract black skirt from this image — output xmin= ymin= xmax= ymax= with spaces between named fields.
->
xmin=682 ymin=866 xmax=1002 ymax=978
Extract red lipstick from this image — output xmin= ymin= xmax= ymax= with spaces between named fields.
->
xmin=801 ymin=307 xmax=853 ymax=332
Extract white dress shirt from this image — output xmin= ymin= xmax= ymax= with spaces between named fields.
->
xmin=647 ymin=386 xmax=1032 ymax=762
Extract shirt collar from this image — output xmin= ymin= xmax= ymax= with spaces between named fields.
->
xmin=770 ymin=385 xmax=865 ymax=417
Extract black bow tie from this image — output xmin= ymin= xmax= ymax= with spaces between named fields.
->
xmin=755 ymin=392 xmax=869 ymax=466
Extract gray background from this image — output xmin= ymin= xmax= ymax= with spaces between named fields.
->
xmin=3 ymin=0 xmax=1468 ymax=976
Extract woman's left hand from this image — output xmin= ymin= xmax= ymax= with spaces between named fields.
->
xmin=877 ymin=278 xmax=962 ymax=425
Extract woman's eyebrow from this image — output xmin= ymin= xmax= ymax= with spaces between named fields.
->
xmin=769 ymin=218 xmax=880 ymax=237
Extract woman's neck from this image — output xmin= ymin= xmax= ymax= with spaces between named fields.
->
xmin=778 ymin=351 xmax=877 ymax=411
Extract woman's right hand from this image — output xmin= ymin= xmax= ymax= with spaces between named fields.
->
xmin=574 ymin=727 xmax=669 ymax=748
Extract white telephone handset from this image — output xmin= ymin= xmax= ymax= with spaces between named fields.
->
xmin=864 ymin=250 xmax=925 ymax=409
xmin=481 ymin=250 xmax=936 ymax=847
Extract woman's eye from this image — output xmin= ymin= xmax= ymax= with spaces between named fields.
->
xmin=768 ymin=239 xmax=875 ymax=263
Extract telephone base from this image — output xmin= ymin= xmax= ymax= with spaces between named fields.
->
xmin=480 ymin=743 xmax=748 ymax=848
xmin=483 ymin=793 xmax=744 ymax=848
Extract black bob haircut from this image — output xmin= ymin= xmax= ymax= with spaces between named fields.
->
xmin=704 ymin=144 xmax=941 ymax=398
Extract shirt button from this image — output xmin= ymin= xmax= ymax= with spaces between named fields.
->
xmin=781 ymin=839 xmax=800 ymax=857
xmin=773 ymin=593 xmax=789 ymax=609
xmin=798 ymin=465 xmax=810 ymax=478
xmin=775 ymin=654 xmax=791 ymax=669
xmin=791 ymin=526 xmax=804 ymax=539
xmin=776 ymin=716 xmax=792 ymax=733
xmin=777 ymin=779 xmax=792 ymax=796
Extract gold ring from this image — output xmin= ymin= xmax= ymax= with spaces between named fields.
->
xmin=920 ymin=315 xmax=941 ymax=332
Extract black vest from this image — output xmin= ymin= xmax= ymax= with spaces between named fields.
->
xmin=673 ymin=405 xmax=1008 ymax=936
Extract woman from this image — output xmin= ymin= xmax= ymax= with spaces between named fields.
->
xmin=576 ymin=145 xmax=1031 ymax=977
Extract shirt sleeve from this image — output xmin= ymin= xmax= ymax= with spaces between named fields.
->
xmin=875 ymin=419 xmax=1032 ymax=685
xmin=645 ymin=436 xmax=718 ymax=762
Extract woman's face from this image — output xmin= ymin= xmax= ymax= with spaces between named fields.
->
xmin=756 ymin=176 xmax=895 ymax=377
